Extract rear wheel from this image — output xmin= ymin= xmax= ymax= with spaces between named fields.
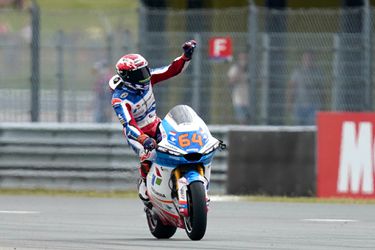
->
xmin=145 ymin=208 xmax=177 ymax=239
xmin=184 ymin=181 xmax=207 ymax=240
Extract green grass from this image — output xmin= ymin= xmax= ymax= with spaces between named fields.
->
xmin=0 ymin=188 xmax=138 ymax=199
xmin=36 ymin=0 xmax=139 ymax=33
xmin=36 ymin=0 xmax=138 ymax=10
xmin=1 ymin=188 xmax=375 ymax=204
xmin=1 ymin=0 xmax=139 ymax=30
xmin=1 ymin=0 xmax=140 ymax=89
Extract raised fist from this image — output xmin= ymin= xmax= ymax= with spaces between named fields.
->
xmin=182 ymin=40 xmax=197 ymax=60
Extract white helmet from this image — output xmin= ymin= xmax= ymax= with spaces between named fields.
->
xmin=110 ymin=53 xmax=151 ymax=91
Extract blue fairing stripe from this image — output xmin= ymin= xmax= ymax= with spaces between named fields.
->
xmin=184 ymin=171 xmax=202 ymax=184
xmin=161 ymin=121 xmax=207 ymax=152
xmin=155 ymin=150 xmax=215 ymax=167
xmin=161 ymin=119 xmax=175 ymax=134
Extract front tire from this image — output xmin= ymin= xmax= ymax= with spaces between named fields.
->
xmin=184 ymin=181 xmax=207 ymax=240
xmin=145 ymin=208 xmax=177 ymax=239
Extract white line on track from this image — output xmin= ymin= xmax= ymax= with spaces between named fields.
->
xmin=210 ymin=195 xmax=243 ymax=202
xmin=302 ymin=219 xmax=358 ymax=223
xmin=0 ymin=210 xmax=40 ymax=214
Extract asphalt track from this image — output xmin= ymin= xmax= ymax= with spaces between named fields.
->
xmin=0 ymin=195 xmax=374 ymax=250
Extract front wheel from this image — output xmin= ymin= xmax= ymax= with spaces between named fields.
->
xmin=145 ymin=208 xmax=177 ymax=239
xmin=184 ymin=181 xmax=207 ymax=240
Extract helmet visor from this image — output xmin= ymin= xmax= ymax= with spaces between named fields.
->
xmin=122 ymin=67 xmax=151 ymax=85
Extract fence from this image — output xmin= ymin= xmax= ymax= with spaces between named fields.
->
xmin=0 ymin=3 xmax=375 ymax=125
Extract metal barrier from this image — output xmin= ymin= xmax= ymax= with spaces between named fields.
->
xmin=0 ymin=123 xmax=228 ymax=194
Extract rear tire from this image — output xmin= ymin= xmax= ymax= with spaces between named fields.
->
xmin=184 ymin=181 xmax=207 ymax=240
xmin=145 ymin=208 xmax=177 ymax=239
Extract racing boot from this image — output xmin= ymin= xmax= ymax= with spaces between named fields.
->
xmin=138 ymin=161 xmax=152 ymax=208
xmin=138 ymin=178 xmax=151 ymax=206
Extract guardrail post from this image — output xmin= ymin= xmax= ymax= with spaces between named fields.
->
xmin=363 ymin=0 xmax=373 ymax=110
xmin=248 ymin=1 xmax=258 ymax=124
xmin=56 ymin=30 xmax=65 ymax=122
xmin=30 ymin=0 xmax=40 ymax=122
xmin=192 ymin=33 xmax=201 ymax=112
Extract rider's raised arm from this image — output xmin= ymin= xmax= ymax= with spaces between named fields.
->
xmin=150 ymin=55 xmax=190 ymax=85
xmin=150 ymin=40 xmax=197 ymax=85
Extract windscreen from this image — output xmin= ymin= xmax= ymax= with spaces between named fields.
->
xmin=167 ymin=105 xmax=196 ymax=125
xmin=161 ymin=105 xmax=214 ymax=152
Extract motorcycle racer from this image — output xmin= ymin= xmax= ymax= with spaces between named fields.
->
xmin=109 ymin=40 xmax=197 ymax=206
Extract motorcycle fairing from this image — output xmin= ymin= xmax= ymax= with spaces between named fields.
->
xmin=146 ymin=164 xmax=184 ymax=227
xmin=158 ymin=105 xmax=219 ymax=155
xmin=154 ymin=150 xmax=216 ymax=168
xmin=177 ymin=169 xmax=208 ymax=217
xmin=184 ymin=169 xmax=206 ymax=184
xmin=144 ymin=105 xmax=220 ymax=230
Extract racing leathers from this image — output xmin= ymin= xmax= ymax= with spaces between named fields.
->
xmin=109 ymin=54 xmax=191 ymax=200
xmin=110 ymin=54 xmax=190 ymax=153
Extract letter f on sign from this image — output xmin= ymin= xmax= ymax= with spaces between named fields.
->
xmin=213 ymin=39 xmax=227 ymax=57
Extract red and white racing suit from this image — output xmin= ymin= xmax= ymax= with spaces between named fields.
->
xmin=109 ymin=54 xmax=191 ymax=157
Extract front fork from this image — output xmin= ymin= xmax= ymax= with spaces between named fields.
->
xmin=173 ymin=165 xmax=208 ymax=217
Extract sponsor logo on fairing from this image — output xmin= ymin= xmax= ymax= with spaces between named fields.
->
xmin=152 ymin=167 xmax=162 ymax=186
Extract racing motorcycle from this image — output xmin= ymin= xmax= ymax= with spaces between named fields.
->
xmin=142 ymin=105 xmax=225 ymax=241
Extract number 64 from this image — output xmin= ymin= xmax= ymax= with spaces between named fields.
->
xmin=178 ymin=133 xmax=203 ymax=147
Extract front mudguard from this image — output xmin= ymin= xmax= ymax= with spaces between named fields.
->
xmin=176 ymin=170 xmax=208 ymax=217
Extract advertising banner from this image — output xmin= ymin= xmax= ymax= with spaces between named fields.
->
xmin=317 ymin=112 xmax=375 ymax=198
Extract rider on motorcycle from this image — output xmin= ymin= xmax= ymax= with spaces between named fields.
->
xmin=108 ymin=40 xmax=197 ymax=205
